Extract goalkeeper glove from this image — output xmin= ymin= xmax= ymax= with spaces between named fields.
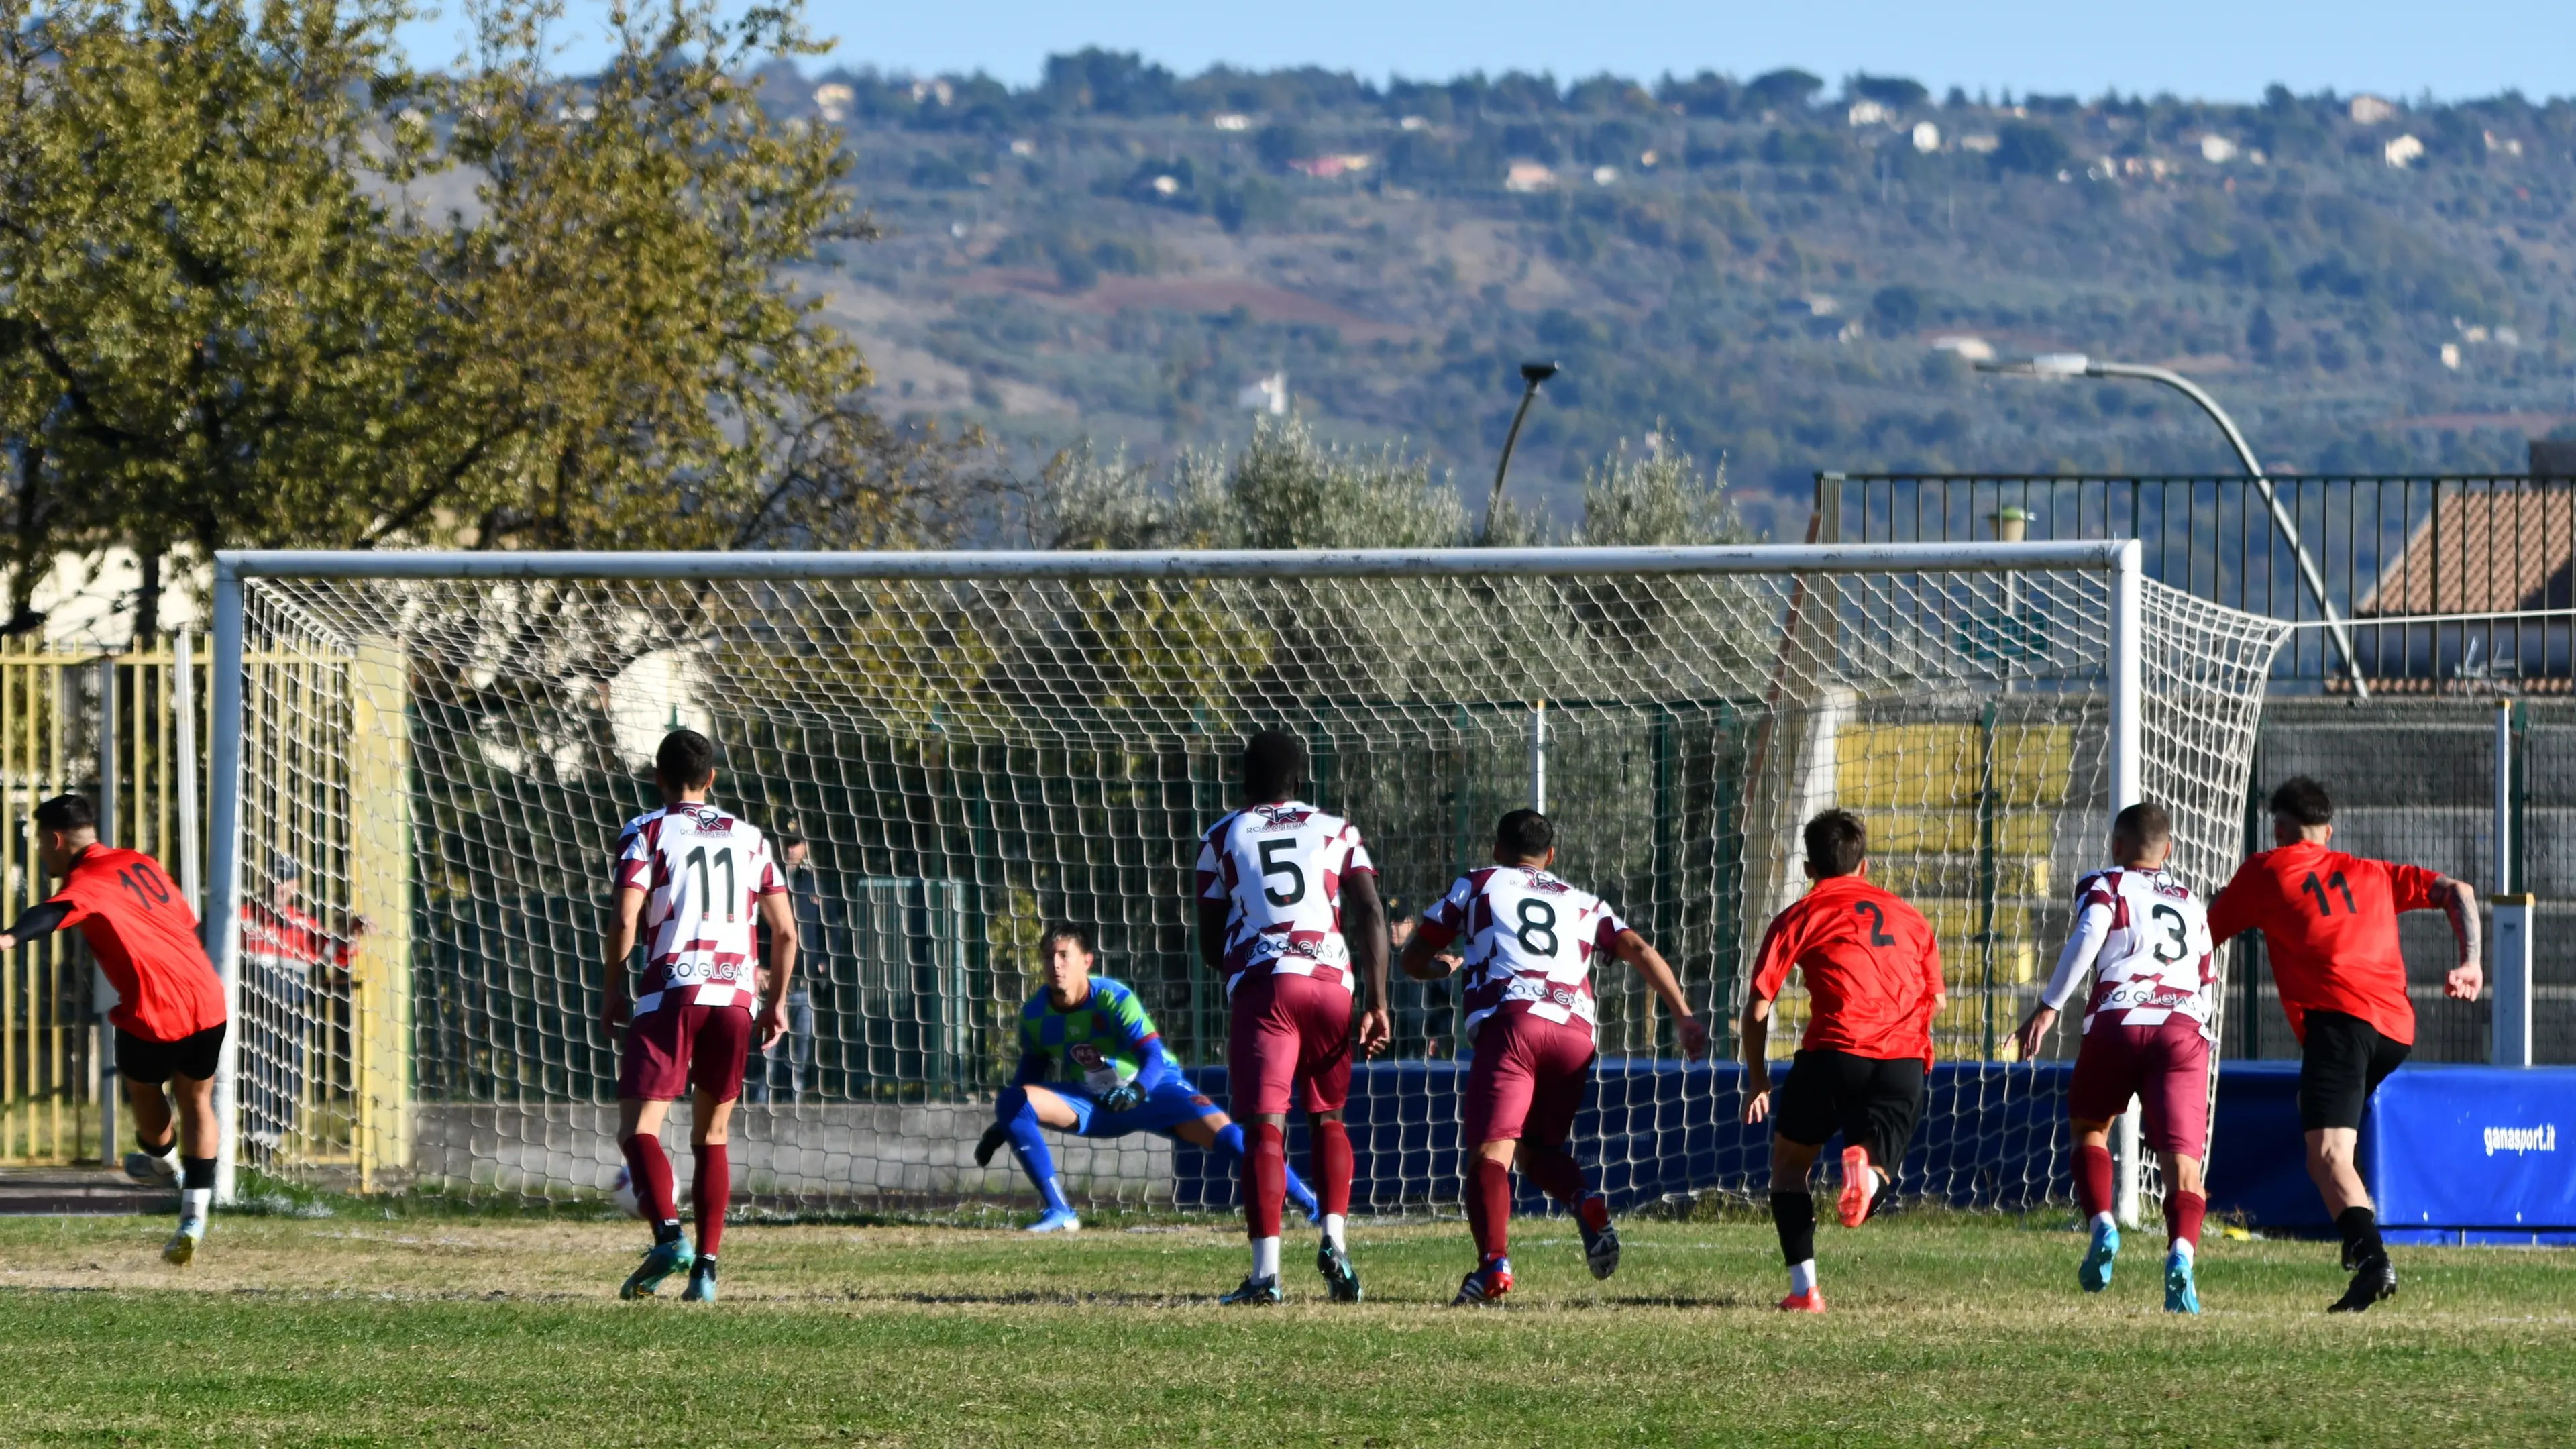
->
xmin=1099 ymin=1082 xmax=1144 ymax=1113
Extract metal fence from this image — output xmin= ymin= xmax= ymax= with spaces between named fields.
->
xmin=1818 ymin=474 xmax=2575 ymax=693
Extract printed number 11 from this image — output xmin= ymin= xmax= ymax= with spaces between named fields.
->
xmin=2300 ymin=870 xmax=2355 ymax=917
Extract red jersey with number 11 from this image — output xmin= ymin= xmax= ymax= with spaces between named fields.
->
xmin=2206 ymin=842 xmax=2442 ymax=1046
xmin=1749 ymin=873 xmax=1945 ymax=1065
xmin=50 ymin=846 xmax=226 ymax=1042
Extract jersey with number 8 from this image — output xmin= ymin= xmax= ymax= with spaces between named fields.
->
xmin=1417 ymin=866 xmax=1627 ymax=1046
xmin=1195 ymin=800 xmax=1375 ymax=995
xmin=614 ymin=804 xmax=784 ymax=1014
xmin=2044 ymin=867 xmax=2217 ymax=1038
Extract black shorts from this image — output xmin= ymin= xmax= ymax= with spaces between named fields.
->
xmin=2298 ymin=1010 xmax=2410 ymax=1132
xmin=117 ymin=1023 xmax=225 ymax=1084
xmin=1772 ymin=1048 xmax=1927 ymax=1169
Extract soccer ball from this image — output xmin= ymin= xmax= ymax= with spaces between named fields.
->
xmin=609 ymin=1166 xmax=643 ymax=1219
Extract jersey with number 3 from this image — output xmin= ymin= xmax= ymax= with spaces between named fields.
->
xmin=1195 ymin=800 xmax=1375 ymax=996
xmin=614 ymin=804 xmax=783 ymax=1014
xmin=1417 ymin=867 xmax=1627 ymax=1046
xmin=2044 ymin=867 xmax=2216 ymax=1039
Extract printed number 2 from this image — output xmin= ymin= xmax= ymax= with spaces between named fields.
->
xmin=1855 ymin=900 xmax=1895 ymax=947
xmin=2300 ymin=871 xmax=2355 ymax=918
xmin=1258 ymin=837 xmax=1307 ymax=906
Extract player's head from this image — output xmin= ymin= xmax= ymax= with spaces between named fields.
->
xmin=776 ymin=822 xmax=808 ymax=867
xmin=2268 ymin=776 xmax=2334 ymax=846
xmin=269 ymin=851 xmax=304 ymax=908
xmin=1040 ymin=922 xmax=1095 ymax=1002
xmin=653 ymin=729 xmax=718 ymax=800
xmin=2110 ymin=800 xmax=2175 ymax=869
xmin=1492 ymin=808 xmax=1556 ymax=869
xmin=1802 ymin=808 xmax=1867 ymax=880
xmin=32 ymin=794 xmax=97 ymax=874
xmin=1242 ymin=730 xmax=1304 ymax=803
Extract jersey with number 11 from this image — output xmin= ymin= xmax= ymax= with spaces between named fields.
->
xmin=614 ymin=804 xmax=782 ymax=1014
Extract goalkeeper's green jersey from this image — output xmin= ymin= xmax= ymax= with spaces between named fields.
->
xmin=1014 ymin=977 xmax=1168 ymax=1093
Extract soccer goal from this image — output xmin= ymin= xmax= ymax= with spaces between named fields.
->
xmin=201 ymin=542 xmax=2288 ymax=1220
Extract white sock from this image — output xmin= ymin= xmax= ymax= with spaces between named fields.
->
xmin=2091 ymin=1210 xmax=2117 ymax=1232
xmin=1788 ymin=1258 xmax=1818 ymax=1295
xmin=1252 ymin=1235 xmax=1281 ymax=1281
xmin=2169 ymin=1236 xmax=2195 ymax=1261
xmin=1322 ymin=1213 xmax=1347 ymax=1250
xmin=180 ymin=1188 xmax=211 ymax=1226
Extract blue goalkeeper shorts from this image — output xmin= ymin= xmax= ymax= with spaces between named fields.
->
xmin=1054 ymin=1076 xmax=1224 ymax=1138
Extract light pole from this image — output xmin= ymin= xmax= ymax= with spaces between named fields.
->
xmin=1976 ymin=353 xmax=2367 ymax=700
xmin=1483 ymin=361 xmax=1560 ymax=539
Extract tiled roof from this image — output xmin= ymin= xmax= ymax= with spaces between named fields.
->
xmin=2353 ymin=488 xmax=2576 ymax=616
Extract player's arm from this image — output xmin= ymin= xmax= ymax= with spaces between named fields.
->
xmin=1342 ymin=868 xmax=1393 ymax=1057
xmin=1612 ymin=929 xmax=1709 ymax=1059
xmin=2015 ymin=888 xmax=2112 ymax=1060
xmin=2432 ymin=873 xmax=2483 ymax=1001
xmin=755 ymin=887 xmax=798 ymax=1049
xmin=1399 ymin=916 xmax=1460 ymax=980
xmin=1739 ymin=912 xmax=1799 ymax=1123
xmin=0 ymin=898 xmax=75 ymax=954
xmin=600 ymin=883 xmax=647 ymax=1035
xmin=1105 ymin=987 xmax=1172 ymax=1105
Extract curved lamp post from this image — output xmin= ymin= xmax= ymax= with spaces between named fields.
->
xmin=1483 ymin=361 xmax=1560 ymax=540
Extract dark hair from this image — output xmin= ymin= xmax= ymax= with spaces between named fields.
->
xmin=1243 ymin=730 xmax=1305 ymax=802
xmin=2113 ymin=800 xmax=2174 ymax=847
xmin=1803 ymin=808 xmax=1867 ymax=877
xmin=1040 ymin=922 xmax=1093 ymax=955
xmin=655 ymin=729 xmax=718 ymax=789
xmin=34 ymin=794 xmax=95 ymax=835
xmin=775 ymin=819 xmax=806 ymax=847
xmin=2269 ymin=777 xmax=2334 ymax=827
xmin=1495 ymin=808 xmax=1554 ymax=861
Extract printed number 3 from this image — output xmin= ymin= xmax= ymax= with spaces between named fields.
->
xmin=1856 ymin=900 xmax=1895 ymax=947
xmin=2149 ymin=903 xmax=2189 ymax=963
xmin=1258 ymin=837 xmax=1307 ymax=907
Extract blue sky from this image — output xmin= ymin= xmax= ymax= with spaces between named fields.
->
xmin=400 ymin=1 xmax=2576 ymax=101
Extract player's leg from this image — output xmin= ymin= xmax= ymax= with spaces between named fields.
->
xmin=1222 ymin=978 xmax=1295 ymax=1303
xmin=2063 ymin=1024 xmax=2137 ymax=1292
xmin=139 ymin=1027 xmax=223 ymax=1264
xmin=615 ymin=1008 xmax=694 ymax=1298
xmin=678 ymin=1006 xmax=753 ymax=1300
xmin=2148 ymin=1022 xmax=2212 ymax=1313
xmin=2301 ymin=1014 xmax=2410 ymax=1311
xmin=1767 ymin=1051 xmax=1839 ymax=1311
xmin=1455 ymin=1023 xmax=1532 ymax=1304
xmin=1168 ymin=1099 xmax=1319 ymax=1222
xmin=1512 ymin=1026 xmax=1612 ymax=1280
xmin=1000 ymin=1083 xmax=1087 ymax=1232
xmin=119 ymin=1030 xmax=180 ymax=1186
xmin=1295 ymin=979 xmax=1362 ymax=1302
xmin=1843 ymin=1056 xmax=1925 ymax=1230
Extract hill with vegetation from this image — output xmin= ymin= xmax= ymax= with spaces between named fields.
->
xmin=780 ymin=51 xmax=2576 ymax=531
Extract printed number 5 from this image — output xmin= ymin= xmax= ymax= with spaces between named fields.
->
xmin=1258 ymin=837 xmax=1307 ymax=907
xmin=1856 ymin=900 xmax=1895 ymax=947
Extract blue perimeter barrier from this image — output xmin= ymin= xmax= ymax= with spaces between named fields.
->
xmin=1158 ymin=1059 xmax=2576 ymax=1243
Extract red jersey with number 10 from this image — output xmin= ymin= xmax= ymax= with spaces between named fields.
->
xmin=50 ymin=846 xmax=225 ymax=1042
xmin=2207 ymin=842 xmax=2442 ymax=1046
xmin=1749 ymin=873 xmax=1945 ymax=1065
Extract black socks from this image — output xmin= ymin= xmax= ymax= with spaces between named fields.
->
xmin=654 ymin=1219 xmax=684 ymax=1246
xmin=2337 ymin=1206 xmax=2383 ymax=1264
xmin=1772 ymin=1189 xmax=1817 ymax=1267
xmin=180 ymin=1156 xmax=217 ymax=1190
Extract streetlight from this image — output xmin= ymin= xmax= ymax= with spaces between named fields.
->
xmin=1484 ymin=361 xmax=1560 ymax=539
xmin=1976 ymin=353 xmax=2367 ymax=699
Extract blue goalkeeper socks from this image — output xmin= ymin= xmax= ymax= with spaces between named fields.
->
xmin=1212 ymin=1122 xmax=1319 ymax=1220
xmin=1000 ymin=1089 xmax=1072 ymax=1214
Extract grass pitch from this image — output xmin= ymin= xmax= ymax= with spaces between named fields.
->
xmin=1 ymin=1206 xmax=2570 ymax=1446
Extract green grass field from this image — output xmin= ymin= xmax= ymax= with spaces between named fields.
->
xmin=3 ymin=1206 xmax=2571 ymax=1446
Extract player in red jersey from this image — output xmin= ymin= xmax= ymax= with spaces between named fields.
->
xmin=1197 ymin=731 xmax=1391 ymax=1305
xmin=1402 ymin=808 xmax=1707 ymax=1305
xmin=602 ymin=730 xmax=798 ymax=1303
xmin=1741 ymin=810 xmax=1945 ymax=1313
xmin=2206 ymin=777 xmax=2479 ymax=1313
xmin=0 ymin=795 xmax=226 ymax=1264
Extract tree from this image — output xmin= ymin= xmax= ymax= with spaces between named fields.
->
xmin=1990 ymin=121 xmax=2072 ymax=176
xmin=1871 ymin=286 xmax=1926 ymax=334
xmin=1848 ymin=74 xmax=1928 ymax=110
xmin=1744 ymin=68 xmax=1823 ymax=113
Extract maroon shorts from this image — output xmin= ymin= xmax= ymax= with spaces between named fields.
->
xmin=1228 ymin=971 xmax=1354 ymax=1117
xmin=1462 ymin=1009 xmax=1597 ymax=1147
xmin=617 ymin=1003 xmax=753 ymax=1103
xmin=2068 ymin=1015 xmax=2213 ymax=1159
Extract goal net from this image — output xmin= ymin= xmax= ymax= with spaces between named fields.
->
xmin=207 ymin=545 xmax=2288 ymax=1219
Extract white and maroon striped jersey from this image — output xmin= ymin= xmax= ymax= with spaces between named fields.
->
xmin=1418 ymin=866 xmax=1629 ymax=1045
xmin=1195 ymin=800 xmax=1375 ymax=996
xmin=2039 ymin=866 xmax=2218 ymax=1038
xmin=614 ymin=804 xmax=784 ymax=1014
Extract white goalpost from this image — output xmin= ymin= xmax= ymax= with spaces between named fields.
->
xmin=199 ymin=542 xmax=2289 ymax=1218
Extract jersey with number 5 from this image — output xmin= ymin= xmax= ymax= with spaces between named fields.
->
xmin=2041 ymin=867 xmax=2216 ymax=1039
xmin=1196 ymin=800 xmax=1375 ymax=996
xmin=1417 ymin=866 xmax=1628 ymax=1045
xmin=615 ymin=804 xmax=784 ymax=1014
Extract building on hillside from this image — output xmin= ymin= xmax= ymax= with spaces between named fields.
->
xmin=2349 ymin=93 xmax=2399 ymax=124
xmin=2385 ymin=133 xmax=2426 ymax=168
xmin=1236 ymin=372 xmax=1287 ymax=415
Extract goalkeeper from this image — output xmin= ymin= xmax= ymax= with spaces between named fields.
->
xmin=976 ymin=923 xmax=1317 ymax=1232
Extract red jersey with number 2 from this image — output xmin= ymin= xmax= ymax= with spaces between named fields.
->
xmin=1749 ymin=873 xmax=1945 ymax=1065
xmin=2206 ymin=842 xmax=2440 ymax=1046
xmin=51 ymin=846 xmax=226 ymax=1042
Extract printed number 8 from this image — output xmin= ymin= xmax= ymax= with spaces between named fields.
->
xmin=1515 ymin=898 xmax=1559 ymax=956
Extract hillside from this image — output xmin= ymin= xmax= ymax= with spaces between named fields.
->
xmin=777 ymin=52 xmax=2576 ymax=531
